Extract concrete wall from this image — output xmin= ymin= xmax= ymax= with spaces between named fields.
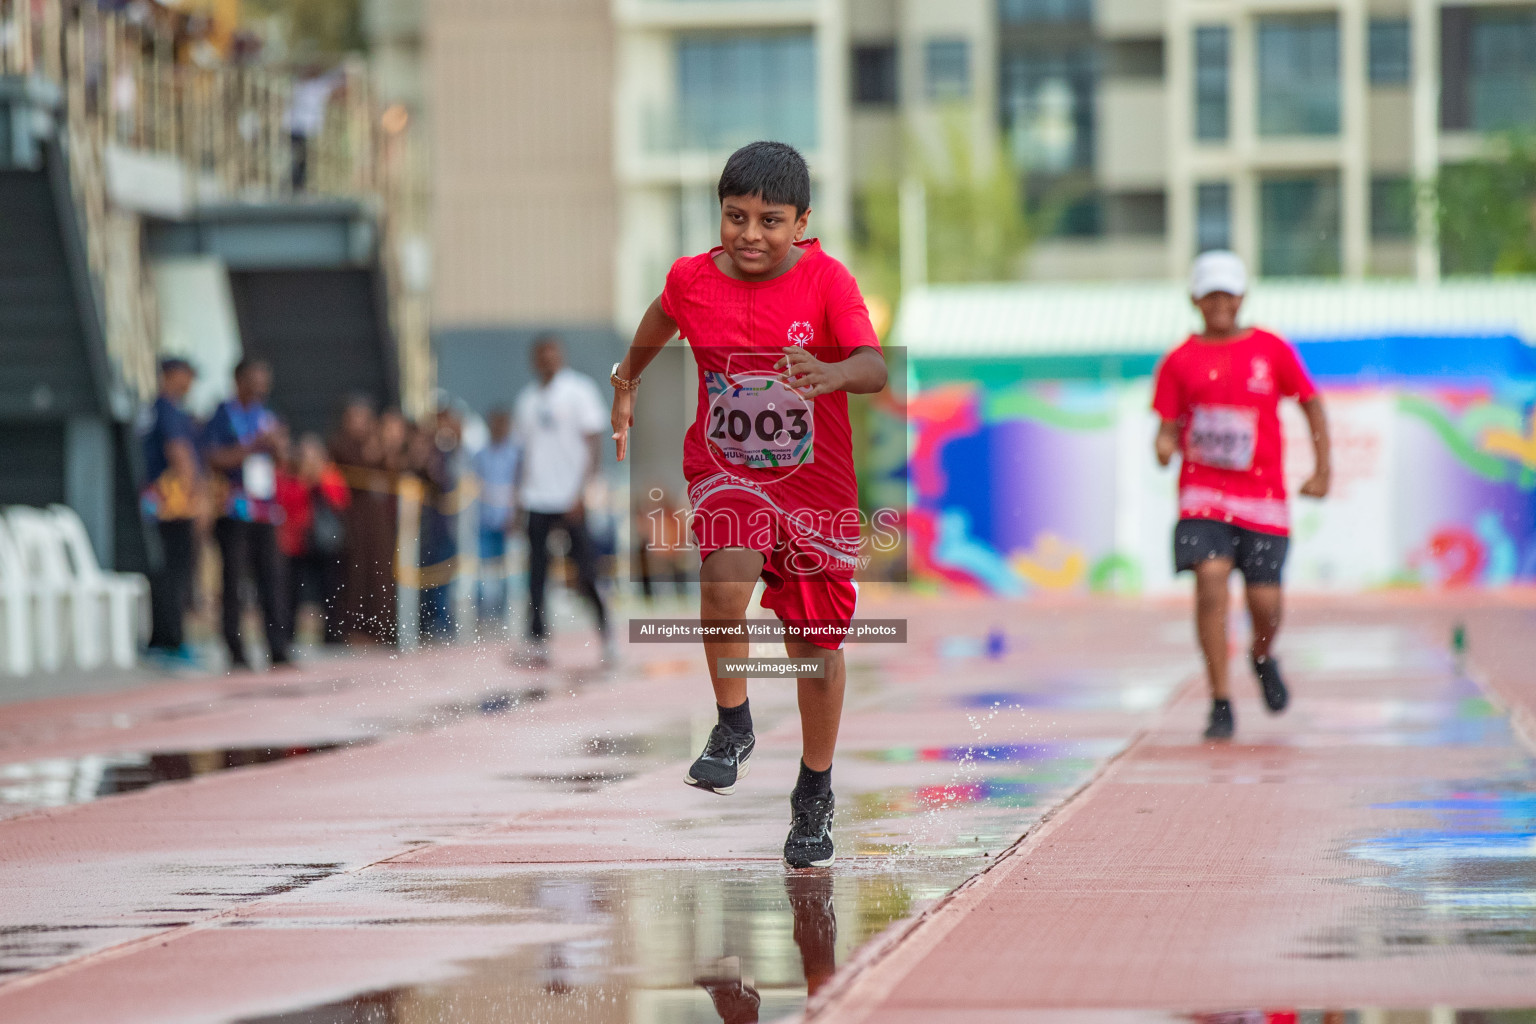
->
xmin=427 ymin=0 xmax=617 ymax=328
xmin=1097 ymin=81 xmax=1168 ymax=190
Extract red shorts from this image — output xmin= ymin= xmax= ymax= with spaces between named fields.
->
xmin=688 ymin=473 xmax=860 ymax=651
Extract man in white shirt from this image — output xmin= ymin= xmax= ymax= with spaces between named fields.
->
xmin=515 ymin=336 xmax=610 ymax=663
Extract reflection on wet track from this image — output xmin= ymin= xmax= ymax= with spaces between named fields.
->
xmin=235 ymin=863 xmax=957 ymax=1024
xmin=0 ymin=744 xmax=368 ymax=811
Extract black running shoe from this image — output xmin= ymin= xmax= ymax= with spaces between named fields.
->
xmin=685 ymin=723 xmax=755 ymax=795
xmin=784 ymin=788 xmax=835 ymax=868
xmin=1203 ymin=699 xmax=1235 ymax=740
xmin=1252 ymin=654 xmax=1289 ymax=713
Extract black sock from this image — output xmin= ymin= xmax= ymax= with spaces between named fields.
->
xmin=1212 ymin=698 xmax=1232 ymax=709
xmin=718 ymin=699 xmax=752 ymax=734
xmin=795 ymin=760 xmax=832 ymax=797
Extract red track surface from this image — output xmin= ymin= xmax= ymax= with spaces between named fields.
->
xmin=810 ymin=598 xmax=1536 ymax=1021
xmin=0 ymin=593 xmax=1532 ymax=1022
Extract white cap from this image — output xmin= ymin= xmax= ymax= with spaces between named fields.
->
xmin=1189 ymin=250 xmax=1248 ymax=299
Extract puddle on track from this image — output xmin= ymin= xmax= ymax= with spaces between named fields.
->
xmin=207 ymin=721 xmax=1127 ymax=1022
xmin=0 ymin=743 xmax=370 ymax=812
xmin=208 ymin=702 xmax=1134 ymax=1021
xmin=0 ymin=860 xmax=348 ymax=977
xmin=1310 ymin=770 xmax=1536 ymax=958
xmin=232 ymin=860 xmax=975 ymax=1024
xmin=0 ymin=679 xmax=573 ymax=815
xmin=1297 ymin=666 xmax=1536 ymax=961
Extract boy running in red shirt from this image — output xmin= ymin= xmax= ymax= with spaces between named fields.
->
xmin=609 ymin=141 xmax=887 ymax=867
xmin=1153 ymin=251 xmax=1331 ymax=740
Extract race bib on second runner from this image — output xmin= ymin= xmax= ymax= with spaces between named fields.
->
xmin=704 ymin=371 xmax=815 ymax=470
xmin=1186 ymin=404 xmax=1258 ymax=471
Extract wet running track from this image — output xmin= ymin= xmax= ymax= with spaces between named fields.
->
xmin=0 ymin=592 xmax=1532 ymax=1022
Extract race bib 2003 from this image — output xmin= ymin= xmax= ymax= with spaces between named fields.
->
xmin=1187 ymin=404 xmax=1257 ymax=472
xmin=704 ymin=371 xmax=814 ymax=470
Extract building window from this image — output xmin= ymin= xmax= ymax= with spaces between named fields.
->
xmin=1260 ymin=174 xmax=1342 ymax=276
xmin=1001 ymin=47 xmax=1096 ymax=172
xmin=1196 ymin=182 xmax=1231 ymax=252
xmin=1107 ymin=40 xmax=1164 ymax=80
xmin=853 ymin=44 xmax=898 ymax=106
xmin=1369 ymin=19 xmax=1410 ymax=85
xmin=1443 ymin=6 xmax=1536 ymax=131
xmin=999 ymin=0 xmax=1092 ymax=24
xmin=926 ymin=39 xmax=971 ymax=100
xmin=1257 ymin=15 xmax=1340 ymax=136
xmin=1464 ymin=6 xmax=1536 ymax=131
xmin=1107 ymin=191 xmax=1166 ymax=237
xmin=1371 ymin=176 xmax=1416 ymax=238
xmin=1194 ymin=26 xmax=1229 ymax=141
xmin=1055 ymin=194 xmax=1103 ymax=237
xmin=677 ymin=32 xmax=818 ymax=152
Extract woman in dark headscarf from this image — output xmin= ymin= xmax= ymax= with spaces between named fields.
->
xmin=329 ymin=396 xmax=402 ymax=645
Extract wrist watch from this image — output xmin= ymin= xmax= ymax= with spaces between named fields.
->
xmin=610 ymin=362 xmax=641 ymax=391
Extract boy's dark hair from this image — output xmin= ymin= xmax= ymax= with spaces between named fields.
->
xmin=717 ymin=141 xmax=811 ymax=216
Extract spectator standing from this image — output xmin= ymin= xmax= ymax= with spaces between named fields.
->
xmin=202 ymin=357 xmax=290 ymax=670
xmin=472 ymin=407 xmax=520 ymax=629
xmin=276 ymin=434 xmax=351 ymax=647
xmin=330 ymin=400 xmax=404 ymax=645
xmin=139 ymin=356 xmax=202 ymax=663
xmin=285 ymin=68 xmax=343 ymax=191
xmin=414 ymin=407 xmax=462 ymax=642
xmin=515 ymin=336 xmax=610 ymax=664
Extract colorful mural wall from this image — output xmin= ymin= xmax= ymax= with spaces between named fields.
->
xmin=908 ymin=340 xmax=1536 ymax=594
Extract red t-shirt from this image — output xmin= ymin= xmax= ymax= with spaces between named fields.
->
xmin=1151 ymin=327 xmax=1317 ymax=536
xmin=274 ymin=468 xmax=352 ymax=558
xmin=660 ymin=240 xmax=880 ymax=531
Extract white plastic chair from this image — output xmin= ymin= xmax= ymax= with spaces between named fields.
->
xmin=49 ymin=505 xmax=150 ymax=669
xmin=3 ymin=507 xmax=71 ymax=673
xmin=0 ymin=519 xmax=34 ymax=675
xmin=21 ymin=505 xmax=103 ymax=670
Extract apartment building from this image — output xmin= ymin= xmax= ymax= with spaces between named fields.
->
xmin=611 ymin=0 xmax=852 ymax=329
xmin=1163 ymin=0 xmax=1533 ymax=283
xmin=420 ymin=0 xmax=1536 ymax=369
xmin=1009 ymin=0 xmax=1536 ymax=282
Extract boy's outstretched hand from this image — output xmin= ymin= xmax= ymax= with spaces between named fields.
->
xmin=776 ymin=345 xmax=887 ymax=397
xmin=1154 ymin=420 xmax=1179 ymax=467
xmin=1299 ymin=470 xmax=1331 ymax=499
xmin=611 ymin=389 xmax=635 ymax=462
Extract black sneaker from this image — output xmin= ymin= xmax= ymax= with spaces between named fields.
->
xmin=1203 ymin=699 xmax=1235 ymax=740
xmin=1252 ymin=654 xmax=1289 ymax=713
xmin=685 ymin=723 xmax=755 ymax=795
xmin=784 ymin=788 xmax=835 ymax=868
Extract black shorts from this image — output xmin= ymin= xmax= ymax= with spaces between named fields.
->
xmin=1173 ymin=518 xmax=1289 ymax=586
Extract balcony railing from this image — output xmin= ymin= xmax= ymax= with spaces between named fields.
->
xmin=0 ymin=0 xmax=427 ymax=411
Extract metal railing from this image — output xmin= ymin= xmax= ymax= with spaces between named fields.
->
xmin=2 ymin=0 xmax=382 ymax=195
xmin=0 ymin=0 xmax=427 ymax=409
